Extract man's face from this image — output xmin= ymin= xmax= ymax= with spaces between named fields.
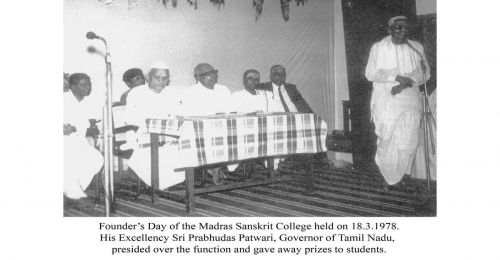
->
xmin=126 ymin=74 xmax=145 ymax=89
xmin=197 ymin=70 xmax=218 ymax=90
xmin=244 ymin=72 xmax=260 ymax=92
xmin=71 ymin=78 xmax=92 ymax=98
xmin=148 ymin=69 xmax=169 ymax=93
xmin=389 ymin=20 xmax=408 ymax=44
xmin=270 ymin=67 xmax=286 ymax=86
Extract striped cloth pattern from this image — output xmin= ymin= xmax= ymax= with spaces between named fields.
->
xmin=145 ymin=113 xmax=327 ymax=167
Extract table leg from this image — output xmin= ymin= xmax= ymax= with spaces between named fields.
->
xmin=305 ymin=155 xmax=315 ymax=193
xmin=150 ymin=133 xmax=159 ymax=204
xmin=185 ymin=167 xmax=195 ymax=215
xmin=267 ymin=158 xmax=276 ymax=178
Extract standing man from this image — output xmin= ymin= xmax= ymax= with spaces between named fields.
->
xmin=231 ymin=69 xmax=268 ymax=113
xmin=256 ymin=65 xmax=313 ymax=114
xmin=365 ymin=16 xmax=430 ymax=190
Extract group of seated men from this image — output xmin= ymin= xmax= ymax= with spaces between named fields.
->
xmin=63 ymin=61 xmax=313 ymax=208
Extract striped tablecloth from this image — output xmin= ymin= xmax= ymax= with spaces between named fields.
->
xmin=145 ymin=113 xmax=327 ymax=168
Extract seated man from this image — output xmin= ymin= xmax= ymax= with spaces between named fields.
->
xmin=231 ymin=69 xmax=268 ymax=113
xmin=182 ymin=63 xmax=233 ymax=184
xmin=182 ymin=63 xmax=232 ymax=116
xmin=116 ymin=68 xmax=145 ymax=106
xmin=125 ymin=61 xmax=185 ymax=190
xmin=256 ymin=64 xmax=313 ymax=113
xmin=256 ymin=65 xmax=314 ymax=170
xmin=64 ymin=73 xmax=103 ymax=207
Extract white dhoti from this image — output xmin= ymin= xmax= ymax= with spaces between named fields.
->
xmin=127 ymin=135 xmax=185 ymax=190
xmin=373 ymin=104 xmax=422 ymax=185
xmin=64 ymin=135 xmax=103 ymax=199
xmin=370 ymin=82 xmax=423 ymax=185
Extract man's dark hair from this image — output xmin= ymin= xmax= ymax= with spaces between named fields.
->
xmin=122 ymin=68 xmax=144 ymax=83
xmin=68 ymin=73 xmax=90 ymax=85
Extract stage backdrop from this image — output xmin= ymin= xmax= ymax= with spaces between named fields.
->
xmin=64 ymin=0 xmax=350 ymax=160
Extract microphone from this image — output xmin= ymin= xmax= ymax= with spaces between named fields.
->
xmin=86 ymin=31 xmax=103 ymax=41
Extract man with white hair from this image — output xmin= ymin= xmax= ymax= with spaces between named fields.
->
xmin=125 ymin=60 xmax=185 ymax=190
xmin=365 ymin=16 xmax=430 ymax=191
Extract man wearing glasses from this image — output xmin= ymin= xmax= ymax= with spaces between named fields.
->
xmin=182 ymin=63 xmax=233 ymax=184
xmin=256 ymin=65 xmax=313 ymax=114
xmin=365 ymin=16 xmax=430 ymax=191
xmin=182 ymin=63 xmax=232 ymax=116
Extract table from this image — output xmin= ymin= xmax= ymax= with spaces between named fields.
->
xmin=145 ymin=112 xmax=327 ymax=214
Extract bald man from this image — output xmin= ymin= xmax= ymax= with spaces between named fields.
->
xmin=256 ymin=65 xmax=313 ymax=113
xmin=182 ymin=63 xmax=232 ymax=116
xmin=256 ymin=65 xmax=314 ymax=171
xmin=182 ymin=63 xmax=233 ymax=184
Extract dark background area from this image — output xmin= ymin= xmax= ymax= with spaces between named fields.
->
xmin=341 ymin=0 xmax=436 ymax=171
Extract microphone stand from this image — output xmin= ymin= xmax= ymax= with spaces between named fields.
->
xmin=420 ymin=62 xmax=436 ymax=192
xmin=104 ymin=39 xmax=115 ymax=216
xmin=408 ymin=42 xmax=436 ymax=192
xmin=95 ymin=37 xmax=115 ymax=217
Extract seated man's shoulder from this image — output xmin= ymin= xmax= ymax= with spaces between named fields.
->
xmin=215 ymin=84 xmax=231 ymax=95
xmin=127 ymin=84 xmax=147 ymax=97
xmin=408 ymin=39 xmax=424 ymax=50
xmin=285 ymin=83 xmax=297 ymax=89
xmin=231 ymin=89 xmax=245 ymax=97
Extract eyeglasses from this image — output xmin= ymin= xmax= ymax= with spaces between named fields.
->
xmin=391 ymin=24 xmax=408 ymax=30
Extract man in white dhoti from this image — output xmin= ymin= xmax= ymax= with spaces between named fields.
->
xmin=182 ymin=63 xmax=233 ymax=184
xmin=125 ymin=61 xmax=185 ymax=190
xmin=64 ymin=73 xmax=103 ymax=207
xmin=231 ymin=69 xmax=267 ymax=113
xmin=365 ymin=16 xmax=430 ymax=191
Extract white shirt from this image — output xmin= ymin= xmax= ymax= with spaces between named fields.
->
xmin=126 ymin=84 xmax=183 ymax=126
xmin=64 ymin=92 xmax=101 ymax=137
xmin=268 ymin=83 xmax=298 ymax=112
xmin=182 ymin=82 xmax=232 ymax=116
xmin=231 ymin=89 xmax=268 ymax=113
